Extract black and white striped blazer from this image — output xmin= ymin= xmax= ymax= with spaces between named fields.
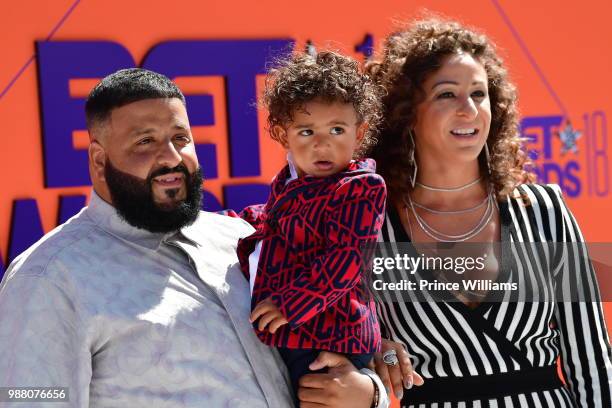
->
xmin=377 ymin=184 xmax=612 ymax=407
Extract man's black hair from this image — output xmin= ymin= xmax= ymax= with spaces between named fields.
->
xmin=85 ymin=68 xmax=186 ymax=129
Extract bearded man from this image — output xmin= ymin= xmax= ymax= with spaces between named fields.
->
xmin=0 ymin=68 xmax=387 ymax=408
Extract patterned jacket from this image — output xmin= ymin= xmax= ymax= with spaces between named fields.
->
xmin=236 ymin=159 xmax=386 ymax=353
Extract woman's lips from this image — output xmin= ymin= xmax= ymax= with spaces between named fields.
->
xmin=450 ymin=128 xmax=479 ymax=138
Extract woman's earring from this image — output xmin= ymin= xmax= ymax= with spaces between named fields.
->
xmin=305 ymin=40 xmax=317 ymax=57
xmin=484 ymin=143 xmax=491 ymax=175
xmin=408 ymin=129 xmax=417 ymax=188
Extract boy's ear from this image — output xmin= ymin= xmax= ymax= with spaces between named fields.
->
xmin=356 ymin=122 xmax=369 ymax=144
xmin=272 ymin=125 xmax=289 ymax=148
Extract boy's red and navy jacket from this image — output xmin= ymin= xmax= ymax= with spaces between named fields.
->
xmin=236 ymin=159 xmax=385 ymax=353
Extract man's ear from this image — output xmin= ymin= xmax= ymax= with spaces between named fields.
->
xmin=272 ymin=125 xmax=289 ymax=149
xmin=89 ymin=140 xmax=107 ymax=182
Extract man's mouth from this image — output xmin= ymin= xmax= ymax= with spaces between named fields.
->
xmin=153 ymin=173 xmax=185 ymax=187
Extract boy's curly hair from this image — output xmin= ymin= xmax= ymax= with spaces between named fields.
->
xmin=263 ymin=50 xmax=383 ymax=157
xmin=366 ymin=18 xmax=535 ymax=200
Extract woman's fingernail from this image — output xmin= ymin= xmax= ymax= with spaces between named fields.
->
xmin=395 ymin=389 xmax=404 ymax=400
xmin=404 ymin=377 xmax=413 ymax=389
xmin=385 ymin=386 xmax=390 ymax=396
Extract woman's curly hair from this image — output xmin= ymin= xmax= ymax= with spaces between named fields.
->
xmin=366 ymin=18 xmax=534 ymax=201
xmin=263 ymin=50 xmax=384 ymax=157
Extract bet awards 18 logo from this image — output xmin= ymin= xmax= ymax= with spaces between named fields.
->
xmin=522 ymin=113 xmax=609 ymax=198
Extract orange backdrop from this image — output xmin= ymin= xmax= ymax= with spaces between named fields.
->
xmin=1 ymin=0 xmax=611 ymax=404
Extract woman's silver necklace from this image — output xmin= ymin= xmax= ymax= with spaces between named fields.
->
xmin=416 ymin=177 xmax=481 ymax=192
xmin=404 ymin=189 xmax=495 ymax=242
xmin=403 ymin=202 xmax=487 ymax=299
xmin=411 ymin=193 xmax=489 ymax=215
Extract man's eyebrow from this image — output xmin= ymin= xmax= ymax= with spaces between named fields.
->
xmin=173 ymin=123 xmax=189 ymax=131
xmin=129 ymin=124 xmax=189 ymax=137
xmin=130 ymin=128 xmax=155 ymax=137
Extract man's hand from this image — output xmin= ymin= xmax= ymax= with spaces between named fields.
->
xmin=249 ymin=297 xmax=288 ymax=333
xmin=373 ymin=339 xmax=424 ymax=401
xmin=297 ymin=352 xmax=375 ymax=408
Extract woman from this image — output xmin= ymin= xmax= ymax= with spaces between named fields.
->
xmin=367 ymin=18 xmax=612 ymax=407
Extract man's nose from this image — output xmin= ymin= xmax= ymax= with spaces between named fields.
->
xmin=157 ymin=141 xmax=182 ymax=168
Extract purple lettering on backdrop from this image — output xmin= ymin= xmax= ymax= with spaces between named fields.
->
xmin=188 ymin=95 xmax=217 ymax=178
xmin=36 ymin=41 xmax=136 ymax=187
xmin=564 ymin=161 xmax=581 ymax=197
xmin=521 ymin=115 xmax=563 ymax=160
xmin=4 ymin=39 xmax=294 ymax=275
xmin=223 ymin=184 xmax=270 ymax=213
xmin=201 ymin=190 xmax=222 ymax=212
xmin=7 ymin=199 xmax=45 ymax=265
xmin=521 ymin=115 xmax=582 ymax=196
xmin=354 ymin=34 xmax=374 ymax=60
xmin=0 ymin=199 xmax=47 ymax=279
xmin=58 ymin=195 xmax=88 ymax=224
xmin=142 ymin=39 xmax=293 ymax=178
xmin=540 ymin=163 xmax=565 ymax=187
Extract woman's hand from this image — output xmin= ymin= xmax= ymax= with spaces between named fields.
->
xmin=373 ymin=339 xmax=424 ymax=400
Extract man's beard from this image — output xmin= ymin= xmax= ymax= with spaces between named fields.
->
xmin=104 ymin=160 xmax=203 ymax=233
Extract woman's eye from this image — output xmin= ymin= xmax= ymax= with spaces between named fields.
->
xmin=472 ymin=90 xmax=487 ymax=98
xmin=137 ymin=138 xmax=153 ymax=145
xmin=298 ymin=129 xmax=313 ymax=136
xmin=437 ymin=91 xmax=455 ymax=99
xmin=330 ymin=127 xmax=345 ymax=135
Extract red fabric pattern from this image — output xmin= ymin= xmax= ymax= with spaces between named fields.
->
xmin=236 ymin=159 xmax=385 ymax=353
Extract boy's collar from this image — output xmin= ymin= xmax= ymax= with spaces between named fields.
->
xmin=287 ymin=152 xmax=300 ymax=182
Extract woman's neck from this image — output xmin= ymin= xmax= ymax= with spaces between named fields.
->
xmin=410 ymin=160 xmax=487 ymax=209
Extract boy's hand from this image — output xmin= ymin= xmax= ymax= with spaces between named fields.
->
xmin=250 ymin=297 xmax=288 ymax=333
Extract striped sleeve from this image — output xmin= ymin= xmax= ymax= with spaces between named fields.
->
xmin=543 ymin=184 xmax=612 ymax=407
